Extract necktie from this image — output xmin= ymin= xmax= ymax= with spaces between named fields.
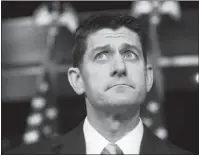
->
xmin=101 ymin=143 xmax=124 ymax=154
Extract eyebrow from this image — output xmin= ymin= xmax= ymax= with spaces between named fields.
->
xmin=120 ymin=43 xmax=142 ymax=54
xmin=92 ymin=45 xmax=111 ymax=52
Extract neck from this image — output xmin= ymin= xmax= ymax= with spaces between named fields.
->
xmin=86 ymin=102 xmax=140 ymax=143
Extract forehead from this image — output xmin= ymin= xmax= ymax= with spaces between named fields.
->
xmin=86 ymin=27 xmax=142 ymax=51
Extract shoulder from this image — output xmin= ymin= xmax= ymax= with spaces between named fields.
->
xmin=166 ymin=140 xmax=193 ymax=154
xmin=141 ymin=125 xmax=193 ymax=154
xmin=151 ymin=133 xmax=193 ymax=154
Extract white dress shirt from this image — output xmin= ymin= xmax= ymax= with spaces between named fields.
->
xmin=83 ymin=117 xmax=144 ymax=154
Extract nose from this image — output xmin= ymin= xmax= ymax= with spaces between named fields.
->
xmin=111 ymin=53 xmax=127 ymax=77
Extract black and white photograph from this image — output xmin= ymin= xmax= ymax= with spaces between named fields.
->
xmin=1 ymin=1 xmax=198 ymax=154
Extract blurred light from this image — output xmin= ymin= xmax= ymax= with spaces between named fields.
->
xmin=131 ymin=1 xmax=152 ymax=17
xmin=45 ymin=107 xmax=58 ymax=119
xmin=147 ymin=101 xmax=159 ymax=113
xmin=33 ymin=2 xmax=78 ymax=33
xmin=33 ymin=5 xmax=52 ymax=26
xmin=143 ymin=117 xmax=153 ymax=127
xmin=155 ymin=127 xmax=168 ymax=140
xmin=49 ymin=27 xmax=58 ymax=37
xmin=31 ymin=97 xmax=46 ymax=109
xmin=131 ymin=0 xmax=181 ymax=21
xmin=59 ymin=3 xmax=79 ymax=33
xmin=23 ymin=130 xmax=40 ymax=144
xmin=159 ymin=56 xmax=199 ymax=67
xmin=151 ymin=15 xmax=160 ymax=25
xmin=42 ymin=125 xmax=52 ymax=135
xmin=39 ymin=82 xmax=49 ymax=93
xmin=194 ymin=73 xmax=199 ymax=84
xmin=27 ymin=113 xmax=43 ymax=126
xmin=160 ymin=1 xmax=181 ymax=20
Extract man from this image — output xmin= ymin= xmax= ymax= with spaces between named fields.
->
xmin=6 ymin=14 xmax=192 ymax=154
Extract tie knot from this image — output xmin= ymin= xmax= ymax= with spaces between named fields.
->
xmin=101 ymin=143 xmax=124 ymax=154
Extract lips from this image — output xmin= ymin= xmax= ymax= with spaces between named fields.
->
xmin=107 ymin=83 xmax=134 ymax=90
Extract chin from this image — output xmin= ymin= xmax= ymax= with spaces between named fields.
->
xmin=110 ymin=93 xmax=139 ymax=103
xmin=101 ymin=97 xmax=136 ymax=109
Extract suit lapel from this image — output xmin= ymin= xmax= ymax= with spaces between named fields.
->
xmin=140 ymin=125 xmax=169 ymax=154
xmin=60 ymin=121 xmax=86 ymax=154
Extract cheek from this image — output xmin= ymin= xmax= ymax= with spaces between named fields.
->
xmin=83 ymin=65 xmax=108 ymax=90
xmin=128 ymin=66 xmax=146 ymax=86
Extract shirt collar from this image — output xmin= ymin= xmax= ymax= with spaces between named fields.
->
xmin=83 ymin=117 xmax=109 ymax=154
xmin=116 ymin=118 xmax=143 ymax=154
xmin=83 ymin=117 xmax=144 ymax=154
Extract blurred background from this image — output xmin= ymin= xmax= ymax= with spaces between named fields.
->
xmin=1 ymin=1 xmax=198 ymax=153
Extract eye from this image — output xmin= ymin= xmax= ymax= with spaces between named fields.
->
xmin=95 ymin=51 xmax=109 ymax=60
xmin=123 ymin=50 xmax=137 ymax=59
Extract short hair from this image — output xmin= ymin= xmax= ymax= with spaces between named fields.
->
xmin=72 ymin=13 xmax=148 ymax=68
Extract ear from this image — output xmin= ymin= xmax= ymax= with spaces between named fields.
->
xmin=146 ymin=64 xmax=153 ymax=92
xmin=68 ymin=67 xmax=85 ymax=95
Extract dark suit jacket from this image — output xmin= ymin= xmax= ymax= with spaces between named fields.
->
xmin=5 ymin=121 xmax=193 ymax=154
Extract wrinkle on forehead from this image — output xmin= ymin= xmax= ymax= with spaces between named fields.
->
xmin=96 ymin=27 xmax=137 ymax=36
xmin=87 ymin=27 xmax=142 ymax=52
xmin=105 ymin=35 xmax=130 ymax=38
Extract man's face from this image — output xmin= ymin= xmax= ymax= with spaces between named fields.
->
xmin=71 ymin=27 xmax=153 ymax=112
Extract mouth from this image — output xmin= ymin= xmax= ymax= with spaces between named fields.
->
xmin=107 ymin=84 xmax=134 ymax=90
